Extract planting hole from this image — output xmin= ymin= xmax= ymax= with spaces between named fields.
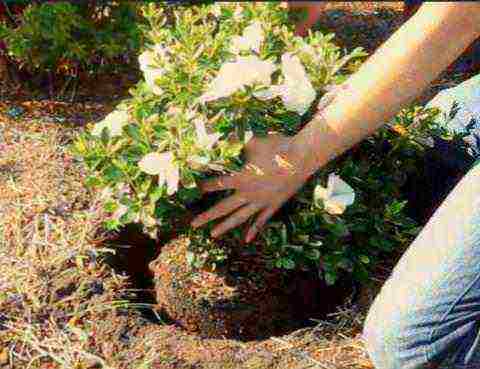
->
xmin=101 ymin=224 xmax=358 ymax=341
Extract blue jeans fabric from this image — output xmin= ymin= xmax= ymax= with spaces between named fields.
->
xmin=362 ymin=160 xmax=480 ymax=368
xmin=362 ymin=74 xmax=480 ymax=368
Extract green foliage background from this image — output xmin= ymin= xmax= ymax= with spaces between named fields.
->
xmin=0 ymin=1 xmax=143 ymax=80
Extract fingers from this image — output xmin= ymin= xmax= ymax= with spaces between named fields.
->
xmin=198 ymin=174 xmax=238 ymax=194
xmin=191 ymin=194 xmax=247 ymax=229
xmin=211 ymin=203 xmax=261 ymax=238
xmin=245 ymin=206 xmax=277 ymax=243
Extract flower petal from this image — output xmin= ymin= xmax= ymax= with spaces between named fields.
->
xmin=138 ymin=50 xmax=155 ymax=72
xmin=323 ymin=200 xmax=347 ymax=215
xmin=314 ymin=174 xmax=355 ymax=215
xmin=230 ymin=21 xmax=264 ymax=54
xmin=199 ymin=56 xmax=276 ymax=103
xmin=144 ymin=67 xmax=164 ymax=95
xmin=193 ymin=118 xmax=221 ymax=149
xmin=91 ymin=121 xmax=108 ymax=136
xmin=314 ymin=184 xmax=331 ymax=203
xmin=92 ymin=109 xmax=129 ymax=137
xmin=244 ymin=130 xmax=254 ymax=144
xmin=165 ymin=164 xmax=179 ymax=195
xmin=279 ymin=53 xmax=316 ymax=114
xmin=138 ymin=152 xmax=174 ymax=176
xmin=329 ymin=174 xmax=355 ymax=205
xmin=253 ymin=87 xmax=279 ymax=101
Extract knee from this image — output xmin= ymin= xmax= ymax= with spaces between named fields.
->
xmin=362 ymin=292 xmax=433 ymax=369
xmin=362 ymin=301 xmax=402 ymax=369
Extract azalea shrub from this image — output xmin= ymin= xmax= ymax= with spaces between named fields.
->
xmin=74 ymin=2 xmax=444 ymax=284
xmin=0 ymin=0 xmax=143 ymax=87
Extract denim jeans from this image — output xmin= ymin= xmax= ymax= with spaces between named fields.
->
xmin=362 ymin=77 xmax=480 ymax=369
xmin=362 ymin=160 xmax=480 ymax=368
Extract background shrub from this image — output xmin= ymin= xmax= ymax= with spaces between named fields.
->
xmin=0 ymin=0 xmax=144 ymax=94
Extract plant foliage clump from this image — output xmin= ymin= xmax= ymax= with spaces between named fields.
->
xmin=0 ymin=1 xmax=143 ymax=82
xmin=74 ymin=2 xmax=445 ymax=284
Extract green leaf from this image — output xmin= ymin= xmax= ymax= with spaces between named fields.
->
xmin=104 ymin=219 xmax=121 ymax=231
xmin=149 ymin=187 xmax=164 ymax=204
xmin=324 ymin=271 xmax=337 ymax=286
xmin=387 ymin=200 xmax=406 ymax=217
xmin=103 ymin=200 xmax=117 ymax=213
xmin=176 ymin=187 xmax=201 ymax=204
xmin=359 ymin=255 xmax=370 ymax=264
xmin=282 ymin=258 xmax=295 ymax=270
xmin=101 ymin=127 xmax=110 ymax=145
xmin=85 ymin=176 xmax=102 ymax=188
xmin=103 ymin=165 xmax=123 ymax=183
xmin=125 ymin=124 xmax=143 ymax=142
xmin=305 ymin=249 xmax=321 ymax=260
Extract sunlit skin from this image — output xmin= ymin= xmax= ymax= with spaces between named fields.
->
xmin=280 ymin=2 xmax=327 ymax=37
xmin=191 ymin=3 xmax=480 ymax=243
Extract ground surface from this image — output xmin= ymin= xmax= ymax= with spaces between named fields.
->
xmin=0 ymin=2 xmax=475 ymax=369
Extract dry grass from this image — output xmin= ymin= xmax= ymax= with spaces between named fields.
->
xmin=0 ymin=118 xmax=132 ymax=368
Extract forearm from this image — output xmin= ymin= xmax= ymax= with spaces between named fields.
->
xmin=292 ymin=2 xmax=480 ymax=177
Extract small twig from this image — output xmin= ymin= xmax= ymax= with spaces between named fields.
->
xmin=69 ymin=75 xmax=79 ymax=103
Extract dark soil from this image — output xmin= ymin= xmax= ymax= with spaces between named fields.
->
xmin=149 ymin=235 xmax=355 ymax=341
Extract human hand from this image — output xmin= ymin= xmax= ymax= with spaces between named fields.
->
xmin=190 ymin=132 xmax=313 ymax=243
xmin=281 ymin=1 xmax=326 ymax=37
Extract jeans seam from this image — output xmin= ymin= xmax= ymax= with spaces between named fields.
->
xmin=426 ymin=271 xmax=480 ymax=364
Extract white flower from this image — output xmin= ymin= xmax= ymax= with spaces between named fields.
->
xmin=92 ymin=109 xmax=129 ymax=137
xmin=231 ymin=21 xmax=264 ymax=54
xmin=194 ymin=118 xmax=222 ymax=150
xmin=138 ymin=50 xmax=155 ymax=72
xmin=314 ymin=174 xmax=355 ymax=215
xmin=138 ymin=152 xmax=180 ymax=195
xmin=199 ymin=55 xmax=276 ymax=103
xmin=244 ymin=130 xmax=254 ymax=144
xmin=138 ymin=45 xmax=167 ymax=96
xmin=253 ymin=53 xmax=316 ymax=115
xmin=144 ymin=68 xmax=164 ymax=95
xmin=138 ymin=45 xmax=167 ymax=72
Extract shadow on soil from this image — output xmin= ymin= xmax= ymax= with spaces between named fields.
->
xmin=100 ymin=223 xmax=173 ymax=324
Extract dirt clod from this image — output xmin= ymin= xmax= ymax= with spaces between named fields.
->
xmin=150 ymin=235 xmax=354 ymax=340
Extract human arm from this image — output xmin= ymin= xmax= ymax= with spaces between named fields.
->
xmin=281 ymin=1 xmax=327 ymax=36
xmin=288 ymin=2 xmax=480 ymax=177
xmin=191 ymin=2 xmax=480 ymax=242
